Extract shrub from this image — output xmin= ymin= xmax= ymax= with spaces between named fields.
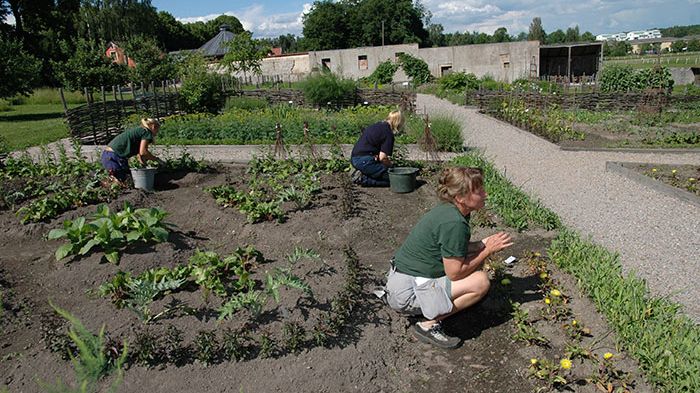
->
xmin=397 ymin=53 xmax=432 ymax=86
xmin=438 ymin=72 xmax=478 ymax=92
xmin=428 ymin=116 xmax=464 ymax=152
xmin=365 ymin=60 xmax=399 ymax=85
xmin=224 ymin=96 xmax=269 ymax=112
xmin=600 ymin=64 xmax=673 ymax=92
xmin=479 ymin=74 xmax=510 ymax=91
xmin=300 ymin=71 xmax=357 ymax=108
xmin=178 ymin=53 xmax=224 ymax=114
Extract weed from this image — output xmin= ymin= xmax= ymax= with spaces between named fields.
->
xmin=131 ymin=328 xmax=161 ymax=367
xmin=162 ymin=325 xmax=186 ymax=364
xmin=528 ymin=357 xmax=571 ymax=389
xmin=194 ymin=330 xmax=218 ymax=366
xmin=257 ymin=331 xmax=275 ymax=359
xmin=40 ymin=312 xmax=76 ymax=360
xmin=221 ymin=328 xmax=249 ymax=362
xmin=286 ymin=247 xmax=320 ymax=265
xmin=283 ymin=321 xmax=306 ymax=354
xmin=510 ymin=302 xmax=549 ymax=346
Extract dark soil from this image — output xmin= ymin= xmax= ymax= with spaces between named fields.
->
xmin=0 ymin=163 xmax=652 ymax=393
xmin=628 ymin=163 xmax=700 ymax=197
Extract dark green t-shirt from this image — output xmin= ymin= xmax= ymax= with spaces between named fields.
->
xmin=108 ymin=126 xmax=153 ymax=158
xmin=393 ymin=202 xmax=470 ymax=278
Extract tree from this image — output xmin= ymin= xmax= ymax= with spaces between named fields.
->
xmin=427 ymin=23 xmax=444 ymax=47
xmin=154 ymin=11 xmax=200 ymax=51
xmin=124 ymin=36 xmax=176 ymax=86
xmin=355 ymin=0 xmax=429 ymax=47
xmin=670 ymin=40 xmax=686 ymax=53
xmin=222 ymin=31 xmax=270 ymax=80
xmin=54 ymin=38 xmax=127 ymax=92
xmin=77 ymin=0 xmax=159 ymax=43
xmin=177 ymin=52 xmax=223 ymax=113
xmin=687 ymin=39 xmax=700 ymax=52
xmin=603 ymin=40 xmax=631 ymax=57
xmin=581 ymin=31 xmax=595 ymax=42
xmin=528 ymin=17 xmax=546 ymax=43
xmin=547 ymin=29 xmax=566 ymax=44
xmin=565 ymin=26 xmax=580 ymax=42
xmin=0 ymin=35 xmax=41 ymax=98
xmin=492 ymin=27 xmax=510 ymax=43
xmin=302 ymin=0 xmax=352 ymax=50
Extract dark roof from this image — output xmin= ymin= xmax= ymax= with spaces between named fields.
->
xmin=199 ymin=25 xmax=235 ymax=57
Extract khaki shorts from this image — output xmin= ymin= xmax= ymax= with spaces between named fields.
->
xmin=385 ymin=266 xmax=453 ymax=320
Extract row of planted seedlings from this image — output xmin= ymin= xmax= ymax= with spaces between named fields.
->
xmin=486 ymin=98 xmax=585 ymax=143
xmin=450 ymin=154 xmax=643 ymax=392
xmin=38 ymin=154 xmax=369 ymax=391
xmin=0 ymin=141 xmax=212 ymax=224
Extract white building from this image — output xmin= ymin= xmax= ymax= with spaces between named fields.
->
xmin=595 ymin=29 xmax=661 ymax=41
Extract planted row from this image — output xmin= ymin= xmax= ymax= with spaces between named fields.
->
xmin=49 ymin=202 xmax=172 ymax=264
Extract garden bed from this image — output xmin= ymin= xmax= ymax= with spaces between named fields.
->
xmin=0 ymin=157 xmax=652 ymax=392
xmin=607 ymin=162 xmax=700 ymax=208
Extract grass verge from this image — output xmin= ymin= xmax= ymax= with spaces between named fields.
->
xmin=0 ymin=104 xmax=73 ymax=151
xmin=457 ymin=150 xmax=700 ymax=392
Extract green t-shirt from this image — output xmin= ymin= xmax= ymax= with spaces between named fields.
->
xmin=393 ymin=202 xmax=471 ymax=278
xmin=108 ymin=126 xmax=153 ymax=158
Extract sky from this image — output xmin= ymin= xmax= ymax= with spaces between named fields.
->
xmin=151 ymin=0 xmax=700 ymax=39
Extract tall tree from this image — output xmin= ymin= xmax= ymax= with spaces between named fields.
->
xmin=302 ymin=0 xmax=352 ymax=50
xmin=0 ymin=35 xmax=41 ymax=98
xmin=355 ymin=0 xmax=428 ymax=47
xmin=77 ymin=0 xmax=158 ymax=43
xmin=154 ymin=11 xmax=199 ymax=51
xmin=565 ymin=26 xmax=580 ymax=42
xmin=124 ymin=35 xmax=176 ymax=86
xmin=581 ymin=31 xmax=595 ymax=42
xmin=427 ymin=23 xmax=444 ymax=47
xmin=492 ymin=27 xmax=510 ymax=43
xmin=547 ymin=29 xmax=566 ymax=44
xmin=53 ymin=38 xmax=127 ymax=92
xmin=222 ymin=31 xmax=270 ymax=80
xmin=528 ymin=17 xmax=546 ymax=43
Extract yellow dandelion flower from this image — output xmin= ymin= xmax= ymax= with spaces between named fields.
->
xmin=560 ymin=358 xmax=572 ymax=370
xmin=544 ymin=298 xmax=551 ymax=304
xmin=530 ymin=358 xmax=538 ymax=365
xmin=603 ymin=352 xmax=613 ymax=360
xmin=551 ymin=289 xmax=562 ymax=297
xmin=689 ymin=178 xmax=697 ymax=182
xmin=651 ymin=168 xmax=657 ymax=172
xmin=572 ymin=320 xmax=577 ymax=326
xmin=672 ymin=169 xmax=677 ymax=174
xmin=534 ymin=252 xmax=541 ymax=257
xmin=539 ymin=272 xmax=548 ymax=279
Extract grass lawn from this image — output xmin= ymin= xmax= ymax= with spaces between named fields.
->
xmin=604 ymin=52 xmax=700 ymax=68
xmin=0 ymin=103 xmax=77 ymax=151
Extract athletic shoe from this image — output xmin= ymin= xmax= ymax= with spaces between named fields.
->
xmin=351 ymin=170 xmax=363 ymax=185
xmin=412 ymin=321 xmax=461 ymax=349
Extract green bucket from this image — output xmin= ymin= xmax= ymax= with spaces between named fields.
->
xmin=388 ymin=167 xmax=419 ymax=193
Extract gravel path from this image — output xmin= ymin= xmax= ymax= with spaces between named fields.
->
xmin=418 ymin=93 xmax=700 ymax=322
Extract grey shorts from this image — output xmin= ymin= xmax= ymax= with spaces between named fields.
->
xmin=385 ymin=266 xmax=454 ymax=320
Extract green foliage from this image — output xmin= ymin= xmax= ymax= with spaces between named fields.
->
xmin=224 ymin=96 xmax=269 ymax=111
xmin=600 ymin=65 xmax=674 ymax=92
xmin=0 ymin=36 xmax=42 ymax=99
xmin=437 ymin=72 xmax=479 ymax=92
xmin=48 ymin=202 xmax=173 ymax=264
xmin=50 ymin=303 xmax=127 ymax=386
xmin=54 ymin=39 xmax=127 ymax=92
xmin=300 ymin=71 xmax=357 ymax=108
xmin=124 ymin=35 xmax=177 ymax=86
xmin=365 ymin=60 xmax=399 ymax=85
xmin=397 ymin=53 xmax=432 ymax=86
xmin=177 ymin=53 xmax=224 ymax=113
xmin=450 ymin=153 xmax=561 ymax=231
xmin=549 ymin=230 xmax=700 ymax=392
xmin=494 ymin=100 xmax=584 ymax=142
xmin=405 ymin=115 xmax=463 ymax=152
xmin=193 ymin=330 xmax=218 ymax=365
xmin=222 ymin=31 xmax=270 ymax=78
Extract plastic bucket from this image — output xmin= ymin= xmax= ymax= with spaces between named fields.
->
xmin=130 ymin=168 xmax=157 ymax=192
xmin=388 ymin=167 xmax=418 ymax=193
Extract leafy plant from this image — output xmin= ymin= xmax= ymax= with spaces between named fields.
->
xmin=286 ymin=247 xmax=320 ymax=265
xmin=221 ymin=328 xmax=249 ymax=362
xmin=131 ymin=328 xmax=161 ymax=367
xmin=300 ymin=71 xmax=357 ymax=108
xmin=364 ymin=60 xmax=399 ymax=85
xmin=193 ymin=330 xmax=218 ymax=365
xmin=283 ymin=321 xmax=306 ymax=354
xmin=265 ymin=268 xmax=313 ymax=302
xmin=397 ymin=53 xmax=432 ymax=86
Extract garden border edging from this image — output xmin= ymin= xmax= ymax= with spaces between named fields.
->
xmin=605 ymin=161 xmax=700 ymax=209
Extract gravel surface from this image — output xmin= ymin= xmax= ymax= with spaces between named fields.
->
xmin=417 ymin=93 xmax=700 ymax=322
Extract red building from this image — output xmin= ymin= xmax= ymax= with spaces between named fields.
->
xmin=105 ymin=42 xmax=136 ymax=68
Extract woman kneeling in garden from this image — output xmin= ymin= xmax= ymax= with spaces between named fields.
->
xmin=350 ymin=110 xmax=404 ymax=187
xmin=101 ymin=118 xmax=162 ymax=182
xmin=385 ymin=166 xmax=513 ymax=348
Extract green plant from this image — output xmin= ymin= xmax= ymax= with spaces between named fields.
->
xmin=510 ymin=302 xmax=549 ymax=346
xmin=300 ymin=71 xmax=357 ymax=108
xmin=193 ymin=330 xmax=218 ymax=365
xmin=50 ymin=303 xmax=127 ymax=385
xmin=131 ymin=328 xmax=161 ymax=367
xmin=224 ymin=96 xmax=268 ymax=112
xmin=283 ymin=321 xmax=306 ymax=354
xmin=528 ymin=357 xmax=570 ymax=389
xmin=221 ymin=328 xmax=249 ymax=362
xmin=437 ymin=72 xmax=478 ymax=92
xmin=162 ymin=325 xmax=186 ymax=364
xmin=265 ymin=268 xmax=313 ymax=302
xmin=128 ymin=156 xmax=159 ymax=169
xmin=286 ymin=247 xmax=320 ymax=265
xmin=178 ymin=53 xmax=224 ymax=114
xmin=364 ymin=60 xmax=399 ymax=85
xmin=217 ymin=289 xmax=266 ymax=320
xmin=397 ymin=53 xmax=432 ymax=86
xmin=258 ymin=331 xmax=275 ymax=359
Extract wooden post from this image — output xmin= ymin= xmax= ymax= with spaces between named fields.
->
xmin=101 ymin=86 xmax=109 ymax=141
xmin=141 ymin=82 xmax=147 ymax=114
xmin=113 ymin=85 xmax=122 ymax=135
xmin=152 ymin=81 xmax=160 ymax=118
xmin=129 ymin=82 xmax=137 ymax=113
xmin=59 ymin=87 xmax=69 ymax=116
xmin=85 ymin=87 xmax=98 ymax=145
xmin=162 ymin=80 xmax=168 ymax=115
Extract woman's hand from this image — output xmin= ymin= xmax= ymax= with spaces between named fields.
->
xmin=482 ymin=232 xmax=513 ymax=255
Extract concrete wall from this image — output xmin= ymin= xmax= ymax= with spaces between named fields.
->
xmin=217 ymin=41 xmax=540 ymax=84
xmin=306 ymin=41 xmax=539 ymax=83
xmin=669 ymin=67 xmax=698 ymax=85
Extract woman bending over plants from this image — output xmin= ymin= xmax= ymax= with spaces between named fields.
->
xmin=101 ymin=118 xmax=163 ymax=182
xmin=350 ymin=110 xmax=404 ymax=187
xmin=382 ymin=166 xmax=513 ymax=348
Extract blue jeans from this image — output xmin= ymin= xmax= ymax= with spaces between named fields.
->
xmin=351 ymin=155 xmax=389 ymax=187
xmin=101 ymin=150 xmax=129 ymax=181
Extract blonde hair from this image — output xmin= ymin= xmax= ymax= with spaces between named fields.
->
xmin=141 ymin=118 xmax=160 ymax=132
xmin=437 ymin=166 xmax=484 ymax=204
xmin=385 ymin=110 xmax=404 ymax=133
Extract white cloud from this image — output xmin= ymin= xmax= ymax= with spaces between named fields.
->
xmin=177 ymin=3 xmax=311 ymax=38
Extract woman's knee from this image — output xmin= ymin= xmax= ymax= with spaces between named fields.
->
xmin=452 ymin=271 xmax=490 ymax=298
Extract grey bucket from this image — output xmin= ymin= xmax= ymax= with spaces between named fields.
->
xmin=130 ymin=168 xmax=157 ymax=192
xmin=388 ymin=167 xmax=419 ymax=193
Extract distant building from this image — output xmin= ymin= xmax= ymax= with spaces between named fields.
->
xmin=596 ymin=29 xmax=661 ymax=41
xmin=198 ymin=24 xmax=236 ymax=58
